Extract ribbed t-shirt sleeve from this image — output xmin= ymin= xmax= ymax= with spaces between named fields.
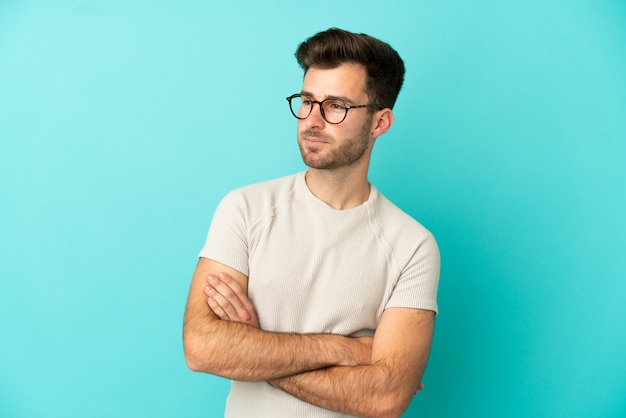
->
xmin=198 ymin=191 xmax=250 ymax=277
xmin=385 ymin=232 xmax=440 ymax=314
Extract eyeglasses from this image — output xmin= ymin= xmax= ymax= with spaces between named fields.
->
xmin=286 ymin=94 xmax=384 ymax=124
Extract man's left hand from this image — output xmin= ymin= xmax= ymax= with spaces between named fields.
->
xmin=204 ymin=272 xmax=260 ymax=328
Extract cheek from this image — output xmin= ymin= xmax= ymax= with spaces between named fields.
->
xmin=345 ymin=121 xmax=371 ymax=140
xmin=297 ymin=119 xmax=307 ymax=131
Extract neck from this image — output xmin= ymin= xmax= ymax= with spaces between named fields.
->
xmin=304 ymin=166 xmax=371 ymax=210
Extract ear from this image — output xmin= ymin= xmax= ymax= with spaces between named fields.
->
xmin=371 ymin=108 xmax=394 ymax=139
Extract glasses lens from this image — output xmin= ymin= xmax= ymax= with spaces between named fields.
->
xmin=321 ymin=99 xmax=348 ymax=124
xmin=289 ymin=96 xmax=309 ymax=119
xmin=288 ymin=96 xmax=348 ymax=124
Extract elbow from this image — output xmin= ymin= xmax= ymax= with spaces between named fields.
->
xmin=183 ymin=330 xmax=208 ymax=373
xmin=183 ymin=343 xmax=201 ymax=372
xmin=367 ymin=391 xmax=412 ymax=418
xmin=369 ymin=405 xmax=404 ymax=418
xmin=371 ymin=404 xmax=407 ymax=418
xmin=184 ymin=350 xmax=203 ymax=373
xmin=183 ymin=327 xmax=235 ymax=377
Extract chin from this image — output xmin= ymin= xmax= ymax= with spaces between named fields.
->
xmin=301 ymin=155 xmax=330 ymax=170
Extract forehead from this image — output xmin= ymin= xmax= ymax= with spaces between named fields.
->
xmin=302 ymin=63 xmax=368 ymax=101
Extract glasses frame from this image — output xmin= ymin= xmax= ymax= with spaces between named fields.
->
xmin=286 ymin=94 xmax=385 ymax=125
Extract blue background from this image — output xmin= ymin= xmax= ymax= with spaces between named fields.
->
xmin=1 ymin=1 xmax=625 ymax=417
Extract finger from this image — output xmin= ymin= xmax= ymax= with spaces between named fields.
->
xmin=207 ymin=295 xmax=228 ymax=320
xmin=217 ymin=279 xmax=260 ymax=327
xmin=206 ymin=280 xmax=260 ymax=327
xmin=414 ymin=382 xmax=425 ymax=395
xmin=205 ymin=284 xmax=240 ymax=320
xmin=204 ymin=279 xmax=237 ymax=320
xmin=217 ymin=273 xmax=250 ymax=303
xmin=208 ymin=275 xmax=252 ymax=321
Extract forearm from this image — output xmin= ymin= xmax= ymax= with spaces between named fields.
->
xmin=183 ymin=259 xmax=370 ymax=381
xmin=269 ymin=307 xmax=435 ymax=417
xmin=271 ymin=363 xmax=415 ymax=418
xmin=183 ymin=315 xmax=365 ymax=381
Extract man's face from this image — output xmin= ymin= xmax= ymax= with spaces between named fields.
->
xmin=297 ymin=63 xmax=375 ymax=170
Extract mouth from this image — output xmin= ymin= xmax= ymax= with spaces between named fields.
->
xmin=304 ymin=137 xmax=326 ymax=144
xmin=300 ymin=131 xmax=330 ymax=145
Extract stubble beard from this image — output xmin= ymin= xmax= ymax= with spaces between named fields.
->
xmin=298 ymin=119 xmax=372 ymax=170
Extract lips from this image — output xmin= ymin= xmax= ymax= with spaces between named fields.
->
xmin=300 ymin=130 xmax=331 ymax=145
xmin=305 ymin=137 xmax=326 ymax=144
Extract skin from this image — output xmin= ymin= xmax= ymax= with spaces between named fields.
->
xmin=296 ymin=64 xmax=386 ymax=210
xmin=183 ymin=258 xmax=373 ymax=381
xmin=183 ymin=63 xmax=435 ymax=417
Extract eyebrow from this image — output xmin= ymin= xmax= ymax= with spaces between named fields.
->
xmin=300 ymin=91 xmax=357 ymax=105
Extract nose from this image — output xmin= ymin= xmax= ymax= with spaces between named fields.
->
xmin=304 ymin=101 xmax=326 ymax=129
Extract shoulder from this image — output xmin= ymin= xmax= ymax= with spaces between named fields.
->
xmin=219 ymin=172 xmax=303 ymax=215
xmin=227 ymin=172 xmax=301 ymax=202
xmin=371 ymin=188 xmax=437 ymax=248
xmin=234 ymin=172 xmax=300 ymax=196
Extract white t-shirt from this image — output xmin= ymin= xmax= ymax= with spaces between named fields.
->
xmin=199 ymin=171 xmax=440 ymax=417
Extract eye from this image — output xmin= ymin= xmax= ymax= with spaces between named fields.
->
xmin=326 ymin=100 xmax=347 ymax=111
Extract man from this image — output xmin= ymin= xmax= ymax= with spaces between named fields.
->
xmin=183 ymin=28 xmax=440 ymax=418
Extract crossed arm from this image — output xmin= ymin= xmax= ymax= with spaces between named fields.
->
xmin=183 ymin=258 xmax=372 ymax=381
xmin=183 ymin=257 xmax=435 ymax=418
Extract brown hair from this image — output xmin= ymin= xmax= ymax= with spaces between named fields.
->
xmin=295 ymin=28 xmax=405 ymax=109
